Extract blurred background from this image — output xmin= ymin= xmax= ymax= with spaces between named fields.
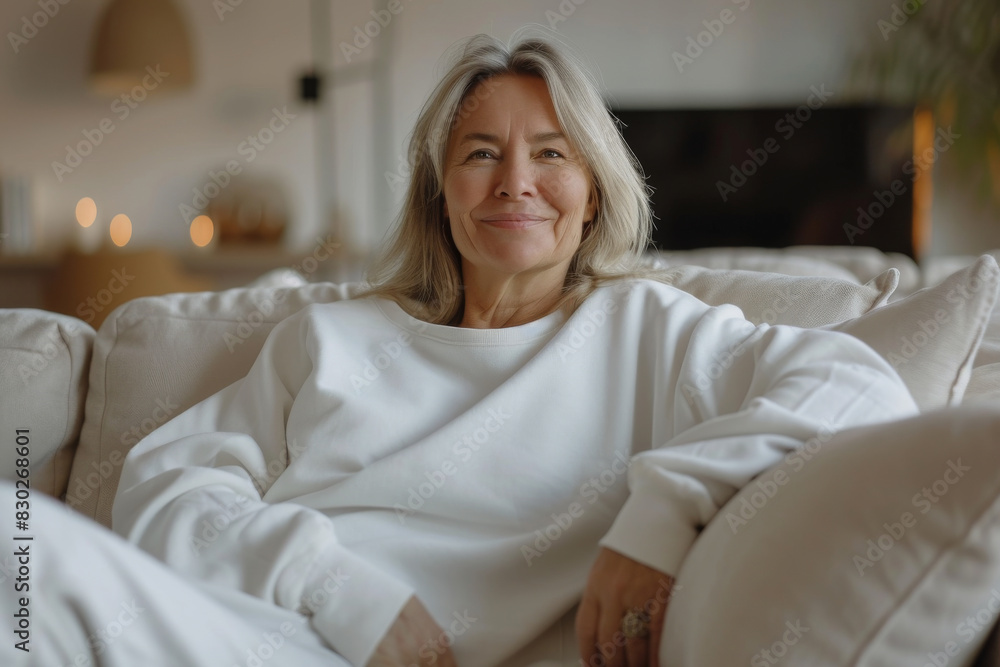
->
xmin=0 ymin=0 xmax=997 ymax=323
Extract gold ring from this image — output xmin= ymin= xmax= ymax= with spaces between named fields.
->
xmin=621 ymin=607 xmax=650 ymax=639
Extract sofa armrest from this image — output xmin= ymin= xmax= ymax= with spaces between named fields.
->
xmin=0 ymin=309 xmax=95 ymax=499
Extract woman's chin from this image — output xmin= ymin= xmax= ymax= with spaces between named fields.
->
xmin=476 ymin=250 xmax=564 ymax=278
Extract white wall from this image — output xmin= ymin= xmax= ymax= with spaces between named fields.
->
xmin=0 ymin=0 xmax=318 ymax=250
xmin=1 ymin=0 xmax=995 ymax=259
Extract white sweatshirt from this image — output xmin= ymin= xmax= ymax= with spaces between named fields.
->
xmin=112 ymin=279 xmax=919 ymax=666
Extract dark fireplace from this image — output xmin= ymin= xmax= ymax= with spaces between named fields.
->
xmin=612 ymin=105 xmax=921 ymax=257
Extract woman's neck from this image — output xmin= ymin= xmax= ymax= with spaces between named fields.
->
xmin=458 ymin=266 xmax=569 ymax=329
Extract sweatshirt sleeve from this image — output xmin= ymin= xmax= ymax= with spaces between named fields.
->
xmin=599 ymin=302 xmax=920 ymax=578
xmin=111 ymin=307 xmax=413 ymax=667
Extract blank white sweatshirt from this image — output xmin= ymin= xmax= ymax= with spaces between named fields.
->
xmin=112 ymin=279 xmax=918 ymax=666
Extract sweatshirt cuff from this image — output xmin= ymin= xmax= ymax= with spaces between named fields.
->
xmin=599 ymin=489 xmax=699 ymax=578
xmin=308 ymin=550 xmax=414 ymax=666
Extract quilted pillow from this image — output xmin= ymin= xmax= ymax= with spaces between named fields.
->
xmin=664 ymin=404 xmax=1000 ymax=666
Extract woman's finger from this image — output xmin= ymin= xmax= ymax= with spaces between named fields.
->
xmin=597 ymin=605 xmax=626 ymax=667
xmin=435 ymin=646 xmax=458 ymax=667
xmin=576 ymin=597 xmax=600 ymax=666
xmin=648 ymin=607 xmax=664 ymax=667
xmin=624 ymin=633 xmax=649 ymax=667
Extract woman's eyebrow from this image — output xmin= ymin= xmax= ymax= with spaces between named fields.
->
xmin=456 ymin=131 xmax=568 ymax=146
xmin=457 ymin=132 xmax=500 ymax=146
xmin=530 ymin=131 xmax=567 ymax=143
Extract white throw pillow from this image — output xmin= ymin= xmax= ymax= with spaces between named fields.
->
xmin=663 ymin=404 xmax=1000 ymax=667
xmin=0 ymin=309 xmax=95 ymax=498
xmin=647 ymin=248 xmax=860 ymax=280
xmin=658 ymin=264 xmax=898 ymax=327
xmin=824 ymin=255 xmax=1000 ymax=411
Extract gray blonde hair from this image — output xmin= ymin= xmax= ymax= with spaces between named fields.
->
xmin=361 ymin=33 xmax=653 ymax=324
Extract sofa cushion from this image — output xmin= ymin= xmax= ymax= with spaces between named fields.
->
xmin=662 ymin=404 xmax=1000 ymax=666
xmin=0 ymin=309 xmax=94 ymax=499
xmin=824 ymin=255 xmax=1000 ymax=411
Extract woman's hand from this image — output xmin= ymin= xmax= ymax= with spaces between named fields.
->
xmin=576 ymin=547 xmax=675 ymax=667
xmin=366 ymin=596 xmax=457 ymax=667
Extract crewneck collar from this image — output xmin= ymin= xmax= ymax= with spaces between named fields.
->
xmin=374 ymin=298 xmax=570 ymax=346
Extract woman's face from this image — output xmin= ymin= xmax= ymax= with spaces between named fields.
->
xmin=442 ymin=74 xmax=596 ymax=285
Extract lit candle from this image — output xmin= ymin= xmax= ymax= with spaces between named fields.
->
xmin=190 ymin=214 xmax=215 ymax=251
xmin=109 ymin=214 xmax=132 ymax=247
xmin=74 ymin=197 xmax=101 ymax=252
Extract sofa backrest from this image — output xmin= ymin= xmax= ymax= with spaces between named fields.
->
xmin=67 ymin=269 xmax=902 ymax=527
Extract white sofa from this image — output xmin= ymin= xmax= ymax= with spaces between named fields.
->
xmin=3 ymin=245 xmax=1000 ymax=666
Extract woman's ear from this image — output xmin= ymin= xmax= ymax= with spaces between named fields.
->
xmin=584 ymin=188 xmax=598 ymax=225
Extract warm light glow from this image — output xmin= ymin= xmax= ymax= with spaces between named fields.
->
xmin=190 ymin=215 xmax=214 ymax=247
xmin=912 ymin=108 xmax=934 ymax=259
xmin=109 ymin=214 xmax=132 ymax=247
xmin=76 ymin=197 xmax=97 ymax=228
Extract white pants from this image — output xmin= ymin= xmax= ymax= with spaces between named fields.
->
xmin=0 ymin=481 xmax=347 ymax=667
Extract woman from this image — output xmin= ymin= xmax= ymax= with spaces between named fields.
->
xmin=22 ymin=34 xmax=916 ymax=667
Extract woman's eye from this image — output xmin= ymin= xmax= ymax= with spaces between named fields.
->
xmin=540 ymin=149 xmax=564 ymax=159
xmin=468 ymin=149 xmax=495 ymax=160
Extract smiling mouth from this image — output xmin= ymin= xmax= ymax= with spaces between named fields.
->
xmin=479 ymin=214 xmax=548 ymax=229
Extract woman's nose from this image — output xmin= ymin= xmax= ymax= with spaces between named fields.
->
xmin=494 ymin=154 xmax=537 ymax=200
